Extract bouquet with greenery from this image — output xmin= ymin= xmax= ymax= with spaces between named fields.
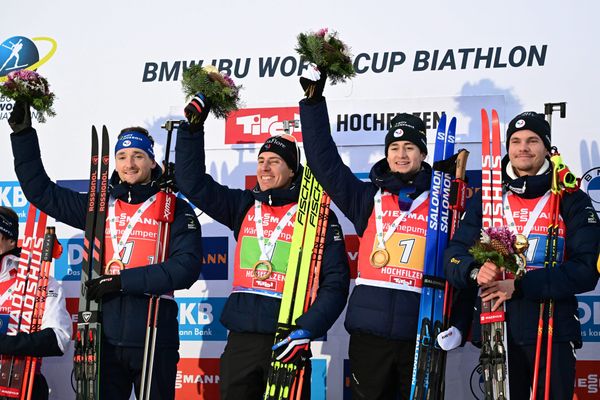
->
xmin=181 ymin=65 xmax=242 ymax=119
xmin=469 ymin=226 xmax=522 ymax=274
xmin=0 ymin=70 xmax=56 ymax=123
xmin=296 ymin=28 xmax=355 ymax=85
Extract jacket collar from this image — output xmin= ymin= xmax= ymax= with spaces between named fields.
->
xmin=251 ymin=165 xmax=303 ymax=207
xmin=502 ymin=155 xmax=551 ymax=198
xmin=369 ymin=158 xmax=432 ymax=198
xmin=109 ymin=166 xmax=162 ymax=204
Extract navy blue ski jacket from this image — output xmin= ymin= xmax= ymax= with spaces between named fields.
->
xmin=300 ymin=99 xmax=436 ymax=341
xmin=444 ymin=155 xmax=600 ymax=346
xmin=175 ymin=123 xmax=349 ymax=339
xmin=11 ymin=127 xmax=203 ymax=348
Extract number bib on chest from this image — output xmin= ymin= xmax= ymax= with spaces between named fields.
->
xmin=503 ymin=193 xmax=566 ymax=276
xmin=232 ymin=202 xmax=296 ymax=298
xmin=356 ymin=191 xmax=429 ymax=293
xmin=104 ymin=198 xmax=162 ymax=273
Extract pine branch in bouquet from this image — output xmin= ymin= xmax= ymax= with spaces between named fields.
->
xmin=0 ymin=70 xmax=56 ymax=123
xmin=296 ymin=28 xmax=355 ymax=85
xmin=181 ymin=65 xmax=242 ymax=119
xmin=469 ymin=226 xmax=520 ymax=274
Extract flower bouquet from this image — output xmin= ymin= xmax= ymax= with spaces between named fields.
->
xmin=181 ymin=65 xmax=242 ymax=119
xmin=0 ymin=70 xmax=56 ymax=123
xmin=296 ymin=28 xmax=355 ymax=85
xmin=469 ymin=226 xmax=528 ymax=277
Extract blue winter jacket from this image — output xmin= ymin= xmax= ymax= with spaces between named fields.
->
xmin=174 ymin=123 xmax=349 ymax=339
xmin=11 ymin=127 xmax=203 ymax=348
xmin=444 ymin=155 xmax=600 ymax=346
xmin=300 ymin=99 xmax=437 ymax=341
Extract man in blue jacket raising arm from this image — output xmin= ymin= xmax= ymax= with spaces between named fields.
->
xmin=8 ymin=102 xmax=203 ymax=399
xmin=176 ymin=94 xmax=349 ymax=400
xmin=299 ymin=69 xmax=439 ymax=399
xmin=444 ymin=112 xmax=600 ymax=399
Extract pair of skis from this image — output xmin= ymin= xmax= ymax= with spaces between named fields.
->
xmin=0 ymin=207 xmax=61 ymax=400
xmin=479 ymin=109 xmax=509 ymax=400
xmin=263 ymin=162 xmax=331 ymax=400
xmin=410 ymin=113 xmax=456 ymax=400
xmin=74 ymin=126 xmax=109 ymax=400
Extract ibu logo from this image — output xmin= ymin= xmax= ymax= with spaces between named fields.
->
xmin=176 ymin=297 xmax=227 ymax=341
xmin=0 ymin=36 xmax=57 ymax=80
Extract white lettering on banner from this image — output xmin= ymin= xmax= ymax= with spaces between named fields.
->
xmin=69 ymin=243 xmax=83 ymax=265
xmin=0 ymin=186 xmax=27 ymax=207
xmin=236 ymin=113 xmax=300 ymax=136
xmin=248 ymin=213 xmax=295 ymax=227
xmin=179 ymin=303 xmax=214 ymax=325
xmin=579 ymin=301 xmax=600 ymax=325
xmin=576 ymin=374 xmax=599 ymax=394
xmin=178 ymin=328 xmax=212 ymax=336
xmin=175 ymin=371 xmax=220 ymax=389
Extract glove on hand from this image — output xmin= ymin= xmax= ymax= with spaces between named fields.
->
xmin=184 ymin=93 xmax=211 ymax=131
xmin=299 ymin=64 xmax=327 ymax=103
xmin=8 ymin=100 xmax=32 ymax=134
xmin=159 ymin=161 xmax=178 ymax=192
xmin=436 ymin=325 xmax=462 ymax=351
xmin=85 ymin=275 xmax=122 ymax=301
xmin=272 ymin=329 xmax=312 ymax=363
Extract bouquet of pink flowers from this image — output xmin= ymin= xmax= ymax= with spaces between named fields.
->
xmin=296 ymin=28 xmax=355 ymax=84
xmin=181 ymin=65 xmax=242 ymax=119
xmin=469 ymin=226 xmax=521 ymax=274
xmin=0 ymin=70 xmax=56 ymax=123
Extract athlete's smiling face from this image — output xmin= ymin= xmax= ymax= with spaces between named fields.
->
xmin=508 ymin=130 xmax=548 ymax=177
xmin=115 ymin=148 xmax=157 ymax=185
xmin=386 ymin=141 xmax=426 ymax=174
xmin=256 ymin=152 xmax=295 ymax=191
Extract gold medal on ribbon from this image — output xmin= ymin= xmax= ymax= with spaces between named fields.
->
xmin=252 ymin=260 xmax=273 ymax=281
xmin=514 ymin=234 xmax=529 ymax=254
xmin=370 ymin=248 xmax=390 ymax=268
xmin=105 ymin=259 xmax=125 ymax=275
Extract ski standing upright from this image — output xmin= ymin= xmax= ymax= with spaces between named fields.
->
xmin=479 ymin=109 xmax=509 ymax=400
xmin=74 ymin=126 xmax=110 ymax=400
xmin=410 ymin=113 xmax=456 ymax=400
xmin=263 ymin=120 xmax=332 ymax=400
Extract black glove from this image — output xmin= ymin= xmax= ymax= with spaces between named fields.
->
xmin=159 ymin=161 xmax=178 ymax=192
xmin=184 ymin=93 xmax=211 ymax=132
xmin=300 ymin=64 xmax=327 ymax=104
xmin=8 ymin=100 xmax=32 ymax=133
xmin=85 ymin=275 xmax=122 ymax=301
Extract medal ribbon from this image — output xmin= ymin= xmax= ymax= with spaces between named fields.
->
xmin=254 ymin=201 xmax=297 ymax=262
xmin=374 ymin=190 xmax=428 ymax=250
xmin=503 ymin=191 xmax=550 ymax=238
xmin=108 ymin=195 xmax=157 ymax=261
